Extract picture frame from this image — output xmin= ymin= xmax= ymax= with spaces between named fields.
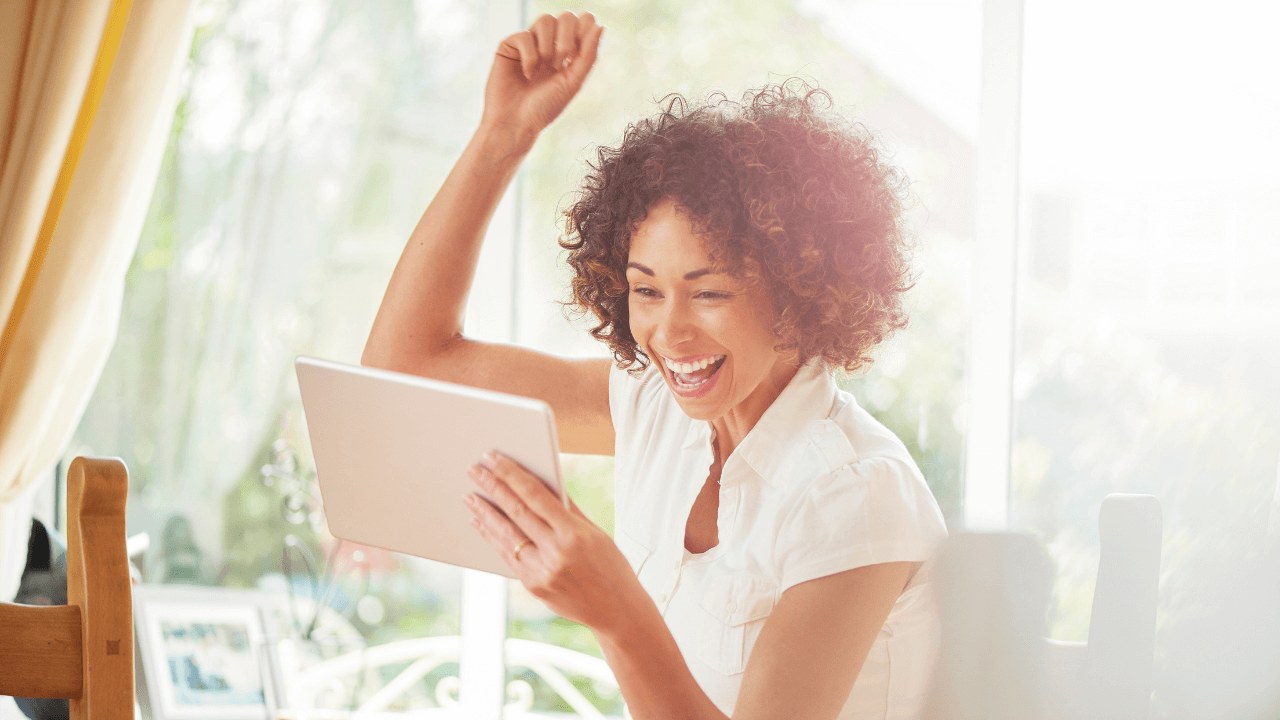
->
xmin=133 ymin=585 xmax=280 ymax=720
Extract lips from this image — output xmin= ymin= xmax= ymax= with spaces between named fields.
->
xmin=658 ymin=353 xmax=726 ymax=399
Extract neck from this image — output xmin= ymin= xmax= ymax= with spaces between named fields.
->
xmin=709 ymin=358 xmax=802 ymax=461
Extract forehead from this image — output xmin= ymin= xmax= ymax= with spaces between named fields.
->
xmin=627 ymin=199 xmax=717 ymax=270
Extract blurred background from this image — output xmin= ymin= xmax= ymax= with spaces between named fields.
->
xmin=35 ymin=0 xmax=1280 ymax=716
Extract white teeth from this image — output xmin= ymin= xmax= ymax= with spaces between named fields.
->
xmin=662 ymin=355 xmax=725 ymax=374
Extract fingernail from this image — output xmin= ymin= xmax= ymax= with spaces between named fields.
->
xmin=483 ymin=451 xmax=499 ymax=465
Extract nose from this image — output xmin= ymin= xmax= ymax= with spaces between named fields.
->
xmin=652 ymin=298 xmax=696 ymax=350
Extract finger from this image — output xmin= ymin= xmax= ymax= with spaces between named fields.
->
xmin=481 ymin=451 xmax=574 ymax=528
xmin=468 ymin=504 xmax=527 ymax=575
xmin=529 ymin=13 xmax=557 ymax=67
xmin=576 ymin=11 xmax=597 ymax=42
xmin=498 ymin=31 xmax=538 ymax=80
xmin=553 ymin=11 xmax=579 ymax=70
xmin=564 ymin=24 xmax=604 ymax=89
xmin=467 ymin=493 xmax=528 ymax=550
xmin=469 ymin=463 xmax=555 ymax=544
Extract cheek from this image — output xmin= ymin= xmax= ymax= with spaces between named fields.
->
xmin=697 ymin=310 xmax=754 ymax=353
xmin=724 ymin=306 xmax=778 ymax=365
xmin=626 ymin=306 xmax=655 ymax=345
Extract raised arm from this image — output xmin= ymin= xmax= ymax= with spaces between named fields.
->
xmin=362 ymin=12 xmax=612 ymax=455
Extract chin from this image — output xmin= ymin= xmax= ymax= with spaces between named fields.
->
xmin=672 ymin=397 xmax=722 ymax=421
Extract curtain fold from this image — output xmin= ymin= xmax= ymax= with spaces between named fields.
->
xmin=0 ymin=0 xmax=195 ymax=598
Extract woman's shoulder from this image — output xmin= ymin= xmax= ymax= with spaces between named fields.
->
xmin=774 ymin=388 xmax=945 ymax=536
xmin=771 ymin=390 xmax=947 ymax=589
xmin=827 ymin=388 xmax=919 ymax=467
xmin=608 ymin=359 xmax=691 ymax=462
xmin=769 ymin=386 xmax=924 ymax=492
xmin=607 ymin=359 xmax=671 ymax=424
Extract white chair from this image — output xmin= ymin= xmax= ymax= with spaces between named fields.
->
xmin=928 ymin=493 xmax=1162 ymax=720
xmin=928 ymin=530 xmax=1053 ymax=720
xmin=1041 ymin=494 xmax=1162 ymax=720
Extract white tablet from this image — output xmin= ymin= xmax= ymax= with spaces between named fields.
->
xmin=295 ymin=355 xmax=563 ymax=579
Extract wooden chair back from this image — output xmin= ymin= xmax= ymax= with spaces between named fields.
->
xmin=0 ymin=457 xmax=133 ymax=720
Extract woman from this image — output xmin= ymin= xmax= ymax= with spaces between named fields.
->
xmin=362 ymin=11 xmax=945 ymax=720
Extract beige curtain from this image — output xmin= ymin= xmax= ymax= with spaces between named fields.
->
xmin=0 ymin=0 xmax=194 ymax=598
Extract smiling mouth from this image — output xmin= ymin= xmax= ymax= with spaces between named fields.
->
xmin=662 ymin=354 xmax=726 ymax=390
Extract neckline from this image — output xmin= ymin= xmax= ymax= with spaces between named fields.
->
xmin=680 ymin=421 xmax=727 ymax=560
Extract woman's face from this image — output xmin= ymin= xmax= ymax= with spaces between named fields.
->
xmin=626 ymin=198 xmax=793 ymax=421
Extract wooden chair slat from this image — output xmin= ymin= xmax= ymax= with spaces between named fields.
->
xmin=0 ymin=458 xmax=133 ymax=720
xmin=66 ymin=456 xmax=134 ymax=720
xmin=0 ymin=603 xmax=83 ymax=698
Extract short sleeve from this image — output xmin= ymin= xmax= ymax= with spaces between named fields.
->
xmin=608 ymin=361 xmax=635 ymax=446
xmin=609 ymin=361 xmax=669 ymax=531
xmin=774 ymin=456 xmax=947 ymax=592
xmin=608 ymin=360 xmax=664 ymax=459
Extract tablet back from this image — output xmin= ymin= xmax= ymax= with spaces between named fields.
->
xmin=295 ymin=355 xmax=561 ymax=578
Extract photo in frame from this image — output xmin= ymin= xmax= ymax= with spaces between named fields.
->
xmin=133 ymin=585 xmax=280 ymax=720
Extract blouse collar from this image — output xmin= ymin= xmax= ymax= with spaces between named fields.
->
xmin=682 ymin=358 xmax=839 ymax=486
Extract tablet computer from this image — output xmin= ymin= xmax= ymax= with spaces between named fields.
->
xmin=295 ymin=355 xmax=563 ymax=579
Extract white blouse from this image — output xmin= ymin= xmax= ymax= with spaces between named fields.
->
xmin=609 ymin=359 xmax=947 ymax=719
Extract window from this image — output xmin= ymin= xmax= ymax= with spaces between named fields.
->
xmin=1011 ymin=0 xmax=1280 ymax=715
xmin=66 ymin=0 xmax=1014 ymax=715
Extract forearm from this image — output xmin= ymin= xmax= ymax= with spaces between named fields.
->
xmin=595 ymin=602 xmax=729 ymax=720
xmin=362 ymin=122 xmax=535 ymax=370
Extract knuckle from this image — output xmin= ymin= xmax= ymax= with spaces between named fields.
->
xmin=545 ymin=548 xmax=568 ymax=570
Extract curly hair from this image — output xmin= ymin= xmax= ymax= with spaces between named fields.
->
xmin=560 ymin=79 xmax=913 ymax=375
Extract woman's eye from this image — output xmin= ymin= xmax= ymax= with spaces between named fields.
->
xmin=631 ymin=286 xmax=659 ymax=298
xmin=696 ymin=291 xmax=730 ymax=300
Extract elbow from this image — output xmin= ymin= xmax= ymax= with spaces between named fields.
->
xmin=359 ymin=343 xmax=382 ymax=369
xmin=361 ymin=337 xmax=405 ymax=372
xmin=360 ymin=332 xmax=466 ymax=375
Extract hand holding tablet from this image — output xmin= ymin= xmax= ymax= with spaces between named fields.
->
xmin=295 ymin=356 xmax=564 ymax=578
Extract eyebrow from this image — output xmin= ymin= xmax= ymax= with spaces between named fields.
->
xmin=626 ymin=262 xmax=721 ymax=281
